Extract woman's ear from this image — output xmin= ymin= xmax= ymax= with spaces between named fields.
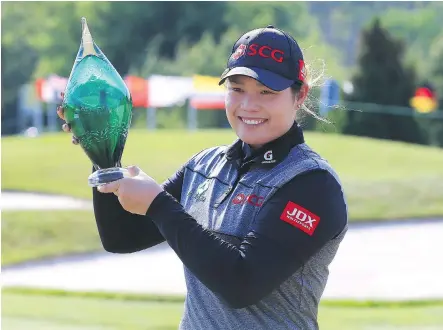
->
xmin=296 ymin=83 xmax=309 ymax=106
xmin=292 ymin=83 xmax=309 ymax=110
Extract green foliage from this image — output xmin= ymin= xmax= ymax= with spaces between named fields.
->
xmin=343 ymin=19 xmax=426 ymax=145
xmin=427 ymin=35 xmax=443 ymax=98
xmin=349 ymin=19 xmax=414 ymax=106
xmin=378 ymin=2 xmax=442 ymax=79
xmin=223 ymin=2 xmax=312 ymax=38
xmin=1 ymin=40 xmax=38 ymax=134
xmin=1 ymin=2 xmax=100 ymax=134
xmin=307 ymin=2 xmax=429 ymax=67
xmin=1 ymin=2 xmax=100 ymax=78
xmin=138 ymin=2 xmax=345 ymax=82
xmin=92 ymin=1 xmax=228 ymax=75
xmin=135 ymin=2 xmax=345 ymax=129
xmin=138 ymin=29 xmax=241 ymax=77
xmin=2 ymin=1 xmax=441 ymax=146
xmin=1 ymin=2 xmax=230 ymax=133
xmin=425 ymin=35 xmax=443 ymax=147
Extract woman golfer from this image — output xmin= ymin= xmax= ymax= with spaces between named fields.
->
xmin=58 ymin=25 xmax=348 ymax=330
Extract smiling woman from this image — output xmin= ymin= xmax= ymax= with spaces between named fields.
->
xmin=219 ymin=26 xmax=310 ymax=149
xmin=223 ymin=75 xmax=308 ymax=148
xmin=57 ymin=25 xmax=349 ymax=330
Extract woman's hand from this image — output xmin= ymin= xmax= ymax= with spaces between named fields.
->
xmin=56 ymin=92 xmax=80 ymax=145
xmin=97 ymin=165 xmax=164 ymax=215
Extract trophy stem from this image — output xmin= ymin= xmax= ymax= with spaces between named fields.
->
xmin=88 ymin=167 xmax=130 ymax=187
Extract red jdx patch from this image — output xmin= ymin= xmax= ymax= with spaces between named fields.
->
xmin=280 ymin=201 xmax=320 ymax=236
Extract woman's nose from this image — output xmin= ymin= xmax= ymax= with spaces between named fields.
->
xmin=240 ymin=95 xmax=260 ymax=112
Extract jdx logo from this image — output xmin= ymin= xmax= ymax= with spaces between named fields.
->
xmin=232 ymin=193 xmax=264 ymax=207
xmin=287 ymin=208 xmax=316 ymax=227
xmin=280 ymin=201 xmax=320 ymax=236
xmin=231 ymin=43 xmax=285 ymax=63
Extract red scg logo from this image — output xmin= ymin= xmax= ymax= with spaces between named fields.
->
xmin=232 ymin=193 xmax=264 ymax=207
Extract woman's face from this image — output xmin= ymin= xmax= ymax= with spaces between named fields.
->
xmin=225 ymin=75 xmax=308 ymax=148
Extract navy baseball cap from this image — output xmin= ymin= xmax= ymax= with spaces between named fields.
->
xmin=219 ymin=25 xmax=306 ymax=91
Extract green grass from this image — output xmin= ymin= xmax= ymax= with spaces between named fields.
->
xmin=2 ymin=291 xmax=443 ymax=330
xmin=5 ymin=287 xmax=443 ymax=307
xmin=2 ymin=292 xmax=184 ymax=330
xmin=3 ymin=129 xmax=443 ymax=220
xmin=3 ymin=130 xmax=442 ymax=329
xmin=1 ymin=210 xmax=101 ymax=265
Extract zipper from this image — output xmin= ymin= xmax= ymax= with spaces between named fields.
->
xmin=213 ymin=160 xmax=254 ymax=208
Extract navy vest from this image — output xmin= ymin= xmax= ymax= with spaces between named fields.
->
xmin=179 ymin=142 xmax=347 ymax=330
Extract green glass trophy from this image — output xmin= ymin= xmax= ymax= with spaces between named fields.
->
xmin=62 ymin=17 xmax=133 ymax=187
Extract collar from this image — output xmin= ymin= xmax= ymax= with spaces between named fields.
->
xmin=225 ymin=121 xmax=305 ymax=168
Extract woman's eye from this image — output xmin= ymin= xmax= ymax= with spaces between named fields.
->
xmin=261 ymin=90 xmax=274 ymax=95
xmin=231 ymin=87 xmax=243 ymax=92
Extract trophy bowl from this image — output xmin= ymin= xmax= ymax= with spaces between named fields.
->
xmin=62 ymin=17 xmax=133 ymax=187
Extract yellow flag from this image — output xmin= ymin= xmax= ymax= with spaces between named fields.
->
xmin=193 ymin=75 xmax=225 ymax=93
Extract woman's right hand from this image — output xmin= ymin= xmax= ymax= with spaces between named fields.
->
xmin=56 ymin=92 xmax=80 ymax=145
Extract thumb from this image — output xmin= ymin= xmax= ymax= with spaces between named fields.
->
xmin=97 ymin=180 xmax=121 ymax=194
xmin=126 ymin=165 xmax=140 ymax=177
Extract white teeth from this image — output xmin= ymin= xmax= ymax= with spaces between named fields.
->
xmin=241 ymin=118 xmax=266 ymax=125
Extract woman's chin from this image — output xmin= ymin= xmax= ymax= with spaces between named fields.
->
xmin=237 ymin=132 xmax=270 ymax=147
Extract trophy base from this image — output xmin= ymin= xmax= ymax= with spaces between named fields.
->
xmin=88 ymin=167 xmax=129 ymax=187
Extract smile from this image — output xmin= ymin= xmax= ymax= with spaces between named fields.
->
xmin=239 ymin=117 xmax=267 ymax=125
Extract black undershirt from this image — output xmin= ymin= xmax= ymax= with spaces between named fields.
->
xmin=92 ymin=166 xmax=346 ymax=308
xmin=92 ymin=122 xmax=347 ymax=308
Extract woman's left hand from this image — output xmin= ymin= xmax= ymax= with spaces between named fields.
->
xmin=97 ymin=165 xmax=163 ymax=215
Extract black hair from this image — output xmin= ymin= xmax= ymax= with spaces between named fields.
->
xmin=290 ymin=82 xmax=302 ymax=95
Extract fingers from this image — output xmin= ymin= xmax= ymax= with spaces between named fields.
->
xmin=57 ymin=92 xmax=66 ymax=118
xmin=56 ymin=105 xmax=65 ymax=121
xmin=62 ymin=123 xmax=71 ymax=133
xmin=63 ymin=122 xmax=78 ymax=145
xmin=126 ymin=165 xmax=140 ymax=177
xmin=58 ymin=92 xmax=78 ymax=144
xmin=97 ymin=180 xmax=121 ymax=194
xmin=57 ymin=104 xmax=71 ymax=137
xmin=60 ymin=121 xmax=79 ymax=144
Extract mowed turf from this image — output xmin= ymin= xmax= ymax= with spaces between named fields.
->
xmin=1 ymin=210 xmax=100 ymax=265
xmin=2 ymin=292 xmax=443 ymax=330
xmin=3 ymin=129 xmax=443 ymax=220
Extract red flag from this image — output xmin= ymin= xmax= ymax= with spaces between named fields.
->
xmin=125 ymin=75 xmax=149 ymax=108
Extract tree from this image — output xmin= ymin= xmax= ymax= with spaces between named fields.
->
xmin=427 ymin=35 xmax=443 ymax=97
xmin=0 ymin=2 xmax=229 ymax=134
xmin=423 ymin=34 xmax=443 ymax=147
xmin=93 ymin=1 xmax=228 ymax=75
xmin=378 ymin=2 xmax=442 ymax=77
xmin=1 ymin=40 xmax=38 ymax=135
xmin=308 ymin=2 xmax=430 ymax=67
xmin=343 ymin=18 xmax=427 ymax=145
